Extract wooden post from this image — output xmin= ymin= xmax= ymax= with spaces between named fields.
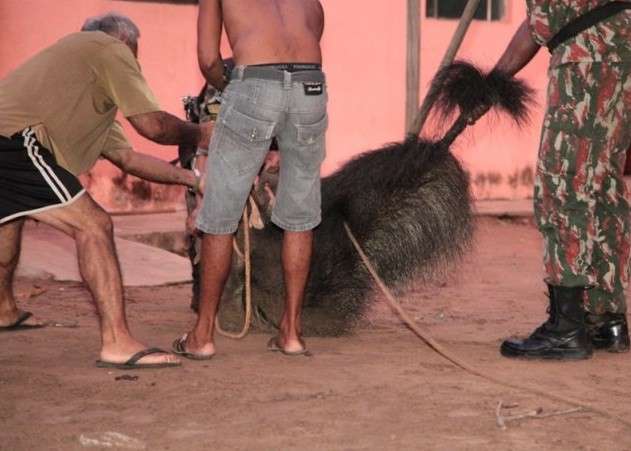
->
xmin=408 ymin=0 xmax=482 ymax=137
xmin=405 ymin=0 xmax=421 ymax=134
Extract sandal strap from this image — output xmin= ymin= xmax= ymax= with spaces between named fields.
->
xmin=11 ymin=311 xmax=32 ymax=328
xmin=172 ymin=334 xmax=188 ymax=354
xmin=125 ymin=347 xmax=168 ymax=366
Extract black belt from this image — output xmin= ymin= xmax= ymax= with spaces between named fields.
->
xmin=547 ymin=1 xmax=631 ymax=53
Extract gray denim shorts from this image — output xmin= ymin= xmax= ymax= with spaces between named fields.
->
xmin=197 ymin=66 xmax=328 ymax=234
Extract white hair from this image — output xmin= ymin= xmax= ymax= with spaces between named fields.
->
xmin=81 ymin=12 xmax=140 ymax=49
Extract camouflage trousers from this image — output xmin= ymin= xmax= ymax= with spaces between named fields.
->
xmin=534 ymin=62 xmax=631 ymax=314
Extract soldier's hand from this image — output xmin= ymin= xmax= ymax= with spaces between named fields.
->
xmin=466 ymin=102 xmax=492 ymax=125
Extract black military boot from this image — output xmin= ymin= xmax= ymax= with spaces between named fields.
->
xmin=501 ymin=285 xmax=593 ymax=360
xmin=586 ymin=312 xmax=630 ymax=353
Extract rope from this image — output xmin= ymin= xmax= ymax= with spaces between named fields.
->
xmin=343 ymin=222 xmax=631 ymax=429
xmin=215 ymin=207 xmax=253 ymax=339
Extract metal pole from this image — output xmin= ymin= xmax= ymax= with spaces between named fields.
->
xmin=408 ymin=0 xmax=482 ymax=137
xmin=405 ymin=0 xmax=421 ymax=134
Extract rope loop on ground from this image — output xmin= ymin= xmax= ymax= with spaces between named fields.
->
xmin=342 ymin=221 xmax=631 ymax=430
xmin=215 ymin=206 xmax=253 ymax=339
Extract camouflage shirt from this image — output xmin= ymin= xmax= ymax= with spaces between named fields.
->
xmin=526 ymin=0 xmax=631 ymax=67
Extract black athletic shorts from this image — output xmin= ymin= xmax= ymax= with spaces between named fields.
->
xmin=0 ymin=127 xmax=85 ymax=224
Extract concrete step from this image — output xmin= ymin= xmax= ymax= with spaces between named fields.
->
xmin=16 ymin=216 xmax=192 ymax=287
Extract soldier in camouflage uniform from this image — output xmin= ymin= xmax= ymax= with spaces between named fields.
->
xmin=474 ymin=1 xmax=631 ymax=359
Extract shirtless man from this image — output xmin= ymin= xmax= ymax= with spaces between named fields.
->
xmin=173 ymin=0 xmax=327 ymax=358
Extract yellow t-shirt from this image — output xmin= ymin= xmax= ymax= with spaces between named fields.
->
xmin=0 ymin=31 xmax=161 ymax=175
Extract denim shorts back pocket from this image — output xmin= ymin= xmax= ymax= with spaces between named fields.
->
xmin=216 ymin=105 xmax=275 ymax=176
xmin=297 ymin=114 xmax=328 ymax=145
xmin=293 ymin=113 xmax=328 ymax=169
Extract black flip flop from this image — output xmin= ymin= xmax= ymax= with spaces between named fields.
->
xmin=96 ymin=347 xmax=181 ymax=369
xmin=0 ymin=311 xmax=45 ymax=333
xmin=172 ymin=335 xmax=214 ymax=361
xmin=267 ymin=336 xmax=312 ymax=357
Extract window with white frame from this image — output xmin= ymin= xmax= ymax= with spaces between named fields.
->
xmin=426 ymin=0 xmax=505 ymax=21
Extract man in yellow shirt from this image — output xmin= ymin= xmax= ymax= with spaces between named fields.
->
xmin=0 ymin=13 xmax=212 ymax=369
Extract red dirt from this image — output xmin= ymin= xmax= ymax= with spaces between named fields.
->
xmin=2 ymin=217 xmax=631 ymax=451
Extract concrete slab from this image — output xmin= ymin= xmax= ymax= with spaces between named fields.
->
xmin=112 ymin=210 xmax=187 ymax=236
xmin=474 ymin=198 xmax=533 ymax=217
xmin=16 ymin=220 xmax=192 ymax=286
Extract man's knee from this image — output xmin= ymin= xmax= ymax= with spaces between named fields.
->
xmin=82 ymin=208 xmax=114 ymax=238
xmin=61 ymin=197 xmax=114 ymax=239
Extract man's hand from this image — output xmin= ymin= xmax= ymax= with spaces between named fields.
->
xmin=466 ymin=19 xmax=540 ymax=126
xmin=190 ymin=167 xmax=206 ymax=195
xmin=254 ymin=150 xmax=280 ymax=189
xmin=466 ymin=103 xmax=493 ymax=125
xmin=198 ymin=121 xmax=215 ymax=150
xmin=198 ymin=172 xmax=207 ymax=194
xmin=262 ymin=150 xmax=280 ymax=173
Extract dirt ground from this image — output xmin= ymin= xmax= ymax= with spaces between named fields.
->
xmin=2 ymin=217 xmax=631 ymax=451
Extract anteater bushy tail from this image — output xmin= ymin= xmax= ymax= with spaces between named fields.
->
xmin=430 ymin=61 xmax=535 ymax=127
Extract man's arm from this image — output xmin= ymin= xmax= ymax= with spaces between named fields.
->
xmin=494 ymin=18 xmax=541 ymax=76
xmin=127 ymin=111 xmax=213 ymax=149
xmin=468 ymin=19 xmax=541 ymax=123
xmin=102 ymin=145 xmax=200 ymax=191
xmin=198 ymin=0 xmax=226 ymax=90
xmin=316 ymin=0 xmax=325 ymax=40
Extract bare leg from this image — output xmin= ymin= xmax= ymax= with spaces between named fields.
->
xmin=278 ymin=230 xmax=312 ymax=353
xmin=0 ymin=219 xmax=42 ymax=327
xmin=184 ymin=233 xmax=233 ymax=356
xmin=31 ymin=194 xmax=179 ymax=365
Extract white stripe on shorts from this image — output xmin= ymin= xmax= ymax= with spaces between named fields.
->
xmin=22 ymin=128 xmax=71 ymax=202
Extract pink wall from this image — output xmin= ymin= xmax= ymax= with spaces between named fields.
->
xmin=1 ymin=0 xmax=203 ymax=212
xmin=1 ymin=0 xmax=550 ymax=211
xmin=319 ymin=0 xmax=550 ymax=200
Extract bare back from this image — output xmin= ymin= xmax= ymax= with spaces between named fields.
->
xmin=221 ymin=0 xmax=324 ymax=65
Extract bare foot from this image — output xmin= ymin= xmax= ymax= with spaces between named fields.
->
xmin=272 ymin=334 xmax=307 ymax=354
xmin=283 ymin=338 xmax=307 ymax=354
xmin=277 ymin=320 xmax=306 ymax=354
xmin=181 ymin=332 xmax=215 ymax=358
xmin=100 ymin=338 xmax=181 ymax=366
